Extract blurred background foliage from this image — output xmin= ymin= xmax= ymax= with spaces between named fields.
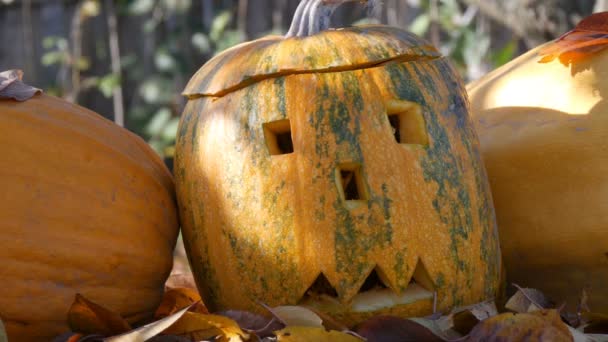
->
xmin=1 ymin=0 xmax=606 ymax=168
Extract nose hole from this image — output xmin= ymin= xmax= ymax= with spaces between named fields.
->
xmin=263 ymin=119 xmax=294 ymax=155
xmin=336 ymin=163 xmax=368 ymax=205
xmin=386 ymin=100 xmax=428 ymax=146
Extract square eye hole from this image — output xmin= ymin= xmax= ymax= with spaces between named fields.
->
xmin=386 ymin=100 xmax=429 ymax=146
xmin=263 ymin=119 xmax=294 ymax=155
xmin=336 ymin=163 xmax=369 ymax=208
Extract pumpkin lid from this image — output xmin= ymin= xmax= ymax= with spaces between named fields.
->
xmin=183 ymin=25 xmax=442 ymax=98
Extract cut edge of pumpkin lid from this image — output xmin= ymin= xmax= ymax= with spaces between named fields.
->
xmin=0 ymin=70 xmax=43 ymax=102
xmin=182 ymin=25 xmax=443 ymax=99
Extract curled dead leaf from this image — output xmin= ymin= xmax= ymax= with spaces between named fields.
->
xmin=104 ymin=304 xmax=193 ymax=342
xmin=218 ymin=310 xmax=283 ymax=337
xmin=0 ymin=69 xmax=42 ymax=101
xmin=467 ymin=309 xmax=573 ymax=342
xmin=162 ymin=312 xmax=249 ymax=341
xmin=355 ymin=315 xmax=444 ymax=342
xmin=263 ymin=305 xmax=323 ymax=328
xmin=538 ymin=12 xmax=608 ymax=66
xmin=67 ymin=294 xmax=131 ymax=336
xmin=154 ymin=287 xmax=207 ymax=319
xmin=505 ymin=285 xmax=553 ymax=313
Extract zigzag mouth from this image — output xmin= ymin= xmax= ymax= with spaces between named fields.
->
xmin=299 ymin=259 xmax=434 ymax=312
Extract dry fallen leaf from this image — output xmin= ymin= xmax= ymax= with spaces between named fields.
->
xmin=103 ymin=304 xmax=193 ymax=342
xmin=467 ymin=309 xmax=573 ymax=342
xmin=162 ymin=312 xmax=249 ymax=342
xmin=265 ymin=305 xmax=323 ymax=328
xmin=154 ymin=288 xmax=207 ymax=319
xmin=67 ymin=293 xmax=132 ymax=336
xmin=538 ymin=12 xmax=608 ymax=66
xmin=274 ymin=326 xmax=362 ymax=342
xmin=446 ymin=300 xmax=499 ymax=336
xmin=505 ymin=285 xmax=552 ymax=313
xmin=0 ymin=69 xmax=42 ymax=101
xmin=218 ymin=310 xmax=283 ymax=337
xmin=355 ymin=315 xmax=444 ymax=342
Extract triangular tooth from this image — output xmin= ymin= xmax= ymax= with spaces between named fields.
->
xmin=409 ymin=258 xmax=435 ymax=291
xmin=300 ymin=272 xmax=338 ymax=300
xmin=359 ymin=265 xmax=393 ymax=293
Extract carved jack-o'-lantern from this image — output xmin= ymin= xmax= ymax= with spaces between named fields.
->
xmin=175 ymin=0 xmax=501 ymax=325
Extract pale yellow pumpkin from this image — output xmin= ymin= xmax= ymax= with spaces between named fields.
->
xmin=468 ymin=42 xmax=608 ymax=308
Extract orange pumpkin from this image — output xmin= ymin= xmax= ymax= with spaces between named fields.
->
xmin=467 ymin=13 xmax=608 ymax=308
xmin=176 ymin=0 xmax=501 ymax=325
xmin=0 ymin=71 xmax=179 ymax=341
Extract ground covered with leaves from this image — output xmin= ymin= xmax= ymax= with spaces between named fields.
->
xmin=43 ymin=264 xmax=608 ymax=342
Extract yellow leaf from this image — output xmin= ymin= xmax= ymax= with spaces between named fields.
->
xmin=275 ymin=326 xmax=362 ymax=342
xmin=67 ymin=293 xmax=131 ymax=336
xmin=163 ymin=312 xmax=249 ymax=341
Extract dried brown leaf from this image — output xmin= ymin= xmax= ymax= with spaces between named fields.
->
xmin=409 ymin=316 xmax=461 ymax=340
xmin=266 ymin=306 xmax=323 ymax=328
xmin=467 ymin=309 xmax=573 ymax=342
xmin=450 ymin=301 xmax=498 ymax=335
xmin=0 ymin=69 xmax=42 ymax=101
xmin=505 ymin=286 xmax=552 ymax=313
xmin=104 ymin=304 xmax=193 ymax=342
xmin=355 ymin=315 xmax=444 ymax=342
xmin=67 ymin=294 xmax=131 ymax=336
xmin=218 ymin=310 xmax=283 ymax=336
xmin=162 ymin=312 xmax=248 ymax=342
xmin=154 ymin=288 xmax=207 ymax=319
xmin=274 ymin=326 xmax=362 ymax=342
xmin=538 ymin=12 xmax=608 ymax=66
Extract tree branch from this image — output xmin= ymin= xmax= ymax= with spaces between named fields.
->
xmin=105 ymin=0 xmax=125 ymax=127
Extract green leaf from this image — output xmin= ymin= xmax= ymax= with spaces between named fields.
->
xmin=154 ymin=50 xmax=177 ymax=72
xmin=409 ymin=14 xmax=430 ymax=36
xmin=145 ymin=107 xmax=172 ymax=137
xmin=214 ymin=30 xmax=244 ymax=55
xmin=161 ymin=0 xmax=192 ymax=13
xmin=128 ymin=0 xmax=155 ymax=15
xmin=41 ymin=51 xmax=64 ymax=66
xmin=491 ymin=40 xmax=517 ymax=67
xmin=76 ymin=57 xmax=91 ymax=71
xmin=161 ymin=117 xmax=180 ymax=142
xmin=210 ymin=11 xmax=232 ymax=43
xmin=191 ymin=32 xmax=211 ymax=54
xmin=97 ymin=73 xmax=121 ymax=98
xmin=138 ymin=77 xmax=174 ymax=104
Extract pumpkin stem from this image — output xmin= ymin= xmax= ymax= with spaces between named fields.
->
xmin=286 ymin=0 xmax=365 ymax=38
